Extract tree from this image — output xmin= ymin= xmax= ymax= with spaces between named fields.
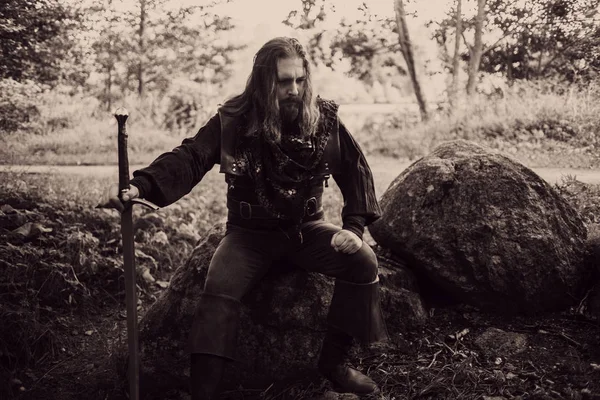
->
xmin=0 ymin=0 xmax=80 ymax=85
xmin=88 ymin=0 xmax=126 ymax=110
xmin=394 ymin=0 xmax=428 ymax=120
xmin=466 ymin=0 xmax=486 ymax=94
xmin=85 ymin=0 xmax=243 ymax=112
xmin=282 ymin=0 xmax=328 ymax=30
xmin=450 ymin=0 xmax=463 ymax=104
xmin=481 ymin=0 xmax=599 ymax=83
xmin=283 ymin=0 xmax=406 ymax=92
xmin=432 ymin=0 xmax=600 ymax=86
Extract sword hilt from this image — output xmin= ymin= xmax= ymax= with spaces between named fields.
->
xmin=115 ymin=108 xmax=130 ymax=193
xmin=114 ymin=108 xmax=159 ymax=211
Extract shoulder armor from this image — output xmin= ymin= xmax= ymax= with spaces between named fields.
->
xmin=315 ymin=97 xmax=342 ymax=176
xmin=218 ymin=107 xmax=244 ymax=176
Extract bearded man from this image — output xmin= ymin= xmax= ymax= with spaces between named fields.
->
xmin=104 ymin=37 xmax=389 ymax=399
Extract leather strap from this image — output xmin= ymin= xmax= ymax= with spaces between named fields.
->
xmin=227 ymin=196 xmax=323 ymax=220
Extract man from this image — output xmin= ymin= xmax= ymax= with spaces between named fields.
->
xmin=104 ymin=37 xmax=388 ymax=399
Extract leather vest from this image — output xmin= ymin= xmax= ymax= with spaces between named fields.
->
xmin=217 ymin=107 xmax=342 ymax=178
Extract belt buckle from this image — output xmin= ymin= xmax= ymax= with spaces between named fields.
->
xmin=239 ymin=201 xmax=252 ymax=219
xmin=305 ymin=197 xmax=317 ymax=217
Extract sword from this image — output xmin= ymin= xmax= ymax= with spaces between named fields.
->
xmin=114 ymin=108 xmax=159 ymax=400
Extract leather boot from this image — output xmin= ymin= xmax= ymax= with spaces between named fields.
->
xmin=327 ymin=278 xmax=389 ymax=344
xmin=317 ymin=328 xmax=380 ymax=395
xmin=190 ymin=353 xmax=227 ymax=400
xmin=187 ymin=293 xmax=241 ymax=400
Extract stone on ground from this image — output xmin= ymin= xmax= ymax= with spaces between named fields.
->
xmin=474 ymin=327 xmax=528 ymax=358
xmin=369 ymin=139 xmax=590 ymax=313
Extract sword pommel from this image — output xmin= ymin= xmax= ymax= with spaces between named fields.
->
xmin=115 ymin=107 xmax=129 ymax=123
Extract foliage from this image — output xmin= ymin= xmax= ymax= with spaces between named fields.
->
xmin=0 ymin=79 xmax=44 ymax=133
xmin=327 ymin=8 xmax=404 ymax=85
xmin=284 ymin=0 xmax=407 ymax=90
xmin=0 ymin=0 xmax=84 ymax=86
xmin=4 ymin=80 xmax=600 ymax=169
xmin=431 ymin=0 xmax=600 ymax=84
xmin=282 ymin=0 xmax=329 ymax=30
xmin=83 ymin=0 xmax=245 ymax=116
xmin=482 ymin=0 xmax=599 ymax=82
xmin=338 ymin=80 xmax=600 ymax=169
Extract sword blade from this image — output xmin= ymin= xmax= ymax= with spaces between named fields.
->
xmin=121 ymin=206 xmax=139 ymax=400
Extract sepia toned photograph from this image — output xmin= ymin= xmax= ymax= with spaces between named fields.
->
xmin=1 ymin=0 xmax=599 ymax=399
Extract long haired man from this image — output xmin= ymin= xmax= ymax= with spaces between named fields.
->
xmin=103 ymin=37 xmax=389 ymax=399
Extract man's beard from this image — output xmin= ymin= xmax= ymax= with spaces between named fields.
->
xmin=279 ymin=98 xmax=301 ymax=124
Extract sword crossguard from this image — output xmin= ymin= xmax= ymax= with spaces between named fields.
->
xmin=128 ymin=197 xmax=160 ymax=211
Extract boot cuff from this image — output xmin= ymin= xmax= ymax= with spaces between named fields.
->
xmin=188 ymin=292 xmax=242 ymax=360
xmin=327 ymin=278 xmax=389 ymax=344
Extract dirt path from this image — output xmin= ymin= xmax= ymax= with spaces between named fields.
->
xmin=3 ymin=158 xmax=600 ymax=196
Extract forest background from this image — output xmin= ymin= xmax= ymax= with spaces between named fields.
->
xmin=2 ymin=0 xmax=599 ymax=169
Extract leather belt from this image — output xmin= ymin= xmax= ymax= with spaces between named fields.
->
xmin=227 ymin=196 xmax=323 ymax=220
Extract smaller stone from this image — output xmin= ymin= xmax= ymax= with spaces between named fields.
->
xmin=474 ymin=328 xmax=527 ymax=358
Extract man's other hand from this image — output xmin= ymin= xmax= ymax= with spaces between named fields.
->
xmin=97 ymin=184 xmax=139 ymax=213
xmin=330 ymin=229 xmax=362 ymax=254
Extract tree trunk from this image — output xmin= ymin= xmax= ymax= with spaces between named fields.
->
xmin=466 ymin=0 xmax=486 ymax=95
xmin=107 ymin=64 xmax=113 ymax=111
xmin=137 ymin=0 xmax=146 ymax=97
xmin=394 ymin=0 xmax=428 ymax=121
xmin=450 ymin=0 xmax=462 ymax=107
xmin=506 ymin=43 xmax=512 ymax=82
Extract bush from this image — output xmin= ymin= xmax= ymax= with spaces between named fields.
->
xmin=161 ymin=78 xmax=220 ymax=134
xmin=0 ymin=79 xmax=43 ymax=133
xmin=33 ymin=86 xmax=102 ymax=135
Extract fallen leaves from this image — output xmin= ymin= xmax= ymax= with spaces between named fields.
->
xmin=11 ymin=222 xmax=53 ymax=241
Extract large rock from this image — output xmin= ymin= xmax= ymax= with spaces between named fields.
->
xmin=369 ymin=140 xmax=590 ymax=314
xmin=123 ymin=222 xmax=427 ymax=398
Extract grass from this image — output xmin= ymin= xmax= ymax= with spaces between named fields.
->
xmin=339 ymin=82 xmax=600 ymax=168
xmin=3 ymin=81 xmax=600 ymax=169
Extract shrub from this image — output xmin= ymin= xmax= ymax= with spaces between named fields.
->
xmin=161 ymin=78 xmax=220 ymax=135
xmin=0 ymin=79 xmax=43 ymax=133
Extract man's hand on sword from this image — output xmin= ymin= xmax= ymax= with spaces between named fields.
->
xmin=97 ymin=184 xmax=140 ymax=212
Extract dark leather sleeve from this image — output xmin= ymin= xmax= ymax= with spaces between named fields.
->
xmin=333 ymin=120 xmax=382 ymax=227
xmin=130 ymin=113 xmax=221 ymax=207
xmin=342 ymin=215 xmax=367 ymax=239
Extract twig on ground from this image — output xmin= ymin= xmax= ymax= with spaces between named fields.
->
xmin=427 ymin=350 xmax=442 ymax=369
xmin=575 ymin=287 xmax=593 ymax=315
xmin=558 ymin=331 xmax=583 ymax=348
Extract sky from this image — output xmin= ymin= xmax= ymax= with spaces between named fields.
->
xmin=207 ymin=0 xmax=454 ymax=29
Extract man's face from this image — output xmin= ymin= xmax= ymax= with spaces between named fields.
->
xmin=276 ymin=57 xmax=306 ymax=123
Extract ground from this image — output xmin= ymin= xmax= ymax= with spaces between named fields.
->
xmin=1 ymin=151 xmax=600 ymax=399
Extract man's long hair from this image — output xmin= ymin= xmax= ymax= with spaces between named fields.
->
xmin=223 ymin=37 xmax=320 ymax=143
